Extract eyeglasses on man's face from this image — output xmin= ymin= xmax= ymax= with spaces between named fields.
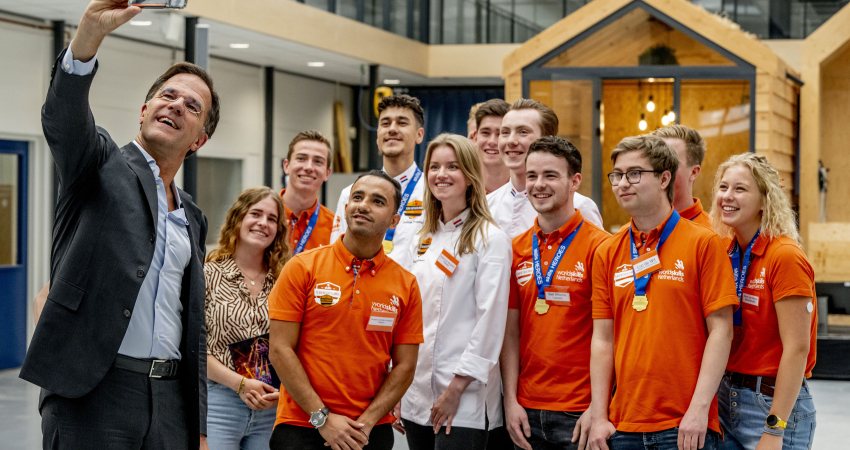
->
xmin=607 ymin=169 xmax=662 ymax=185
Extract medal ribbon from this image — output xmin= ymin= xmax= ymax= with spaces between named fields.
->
xmin=629 ymin=210 xmax=680 ymax=296
xmin=383 ymin=167 xmax=422 ymax=243
xmin=293 ymin=205 xmax=320 ymax=255
xmin=729 ymin=229 xmax=760 ymax=326
xmin=532 ymin=221 xmax=583 ymax=300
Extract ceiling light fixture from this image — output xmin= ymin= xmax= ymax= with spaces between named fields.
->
xmin=229 ymin=43 xmax=250 ymax=49
xmin=383 ymin=79 xmax=401 ymax=85
xmin=129 ymin=20 xmax=152 ymax=26
xmin=307 ymin=61 xmax=326 ymax=67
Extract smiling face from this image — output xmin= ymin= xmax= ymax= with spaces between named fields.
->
xmin=426 ymin=144 xmax=471 ymax=207
xmin=377 ymin=106 xmax=424 ymax=160
xmin=526 ymin=151 xmax=579 ymax=216
xmin=284 ymin=139 xmax=332 ymax=194
xmin=611 ymin=150 xmax=671 ymax=216
xmin=138 ymin=73 xmax=211 ymax=158
xmin=345 ymin=175 xmax=401 ymax=239
xmin=499 ymin=109 xmax=543 ymax=172
xmin=474 ymin=115 xmax=504 ymax=169
xmin=715 ymin=164 xmax=763 ymax=233
xmin=237 ymin=195 xmax=280 ymax=252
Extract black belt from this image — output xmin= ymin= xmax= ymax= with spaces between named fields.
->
xmin=727 ymin=371 xmax=788 ymax=397
xmin=114 ymin=354 xmax=180 ymax=379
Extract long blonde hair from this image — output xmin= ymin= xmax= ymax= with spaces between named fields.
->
xmin=206 ymin=187 xmax=291 ymax=277
xmin=709 ymin=153 xmax=800 ymax=242
xmin=420 ymin=133 xmax=495 ymax=256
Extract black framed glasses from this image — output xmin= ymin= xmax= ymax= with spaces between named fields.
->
xmin=607 ymin=169 xmax=661 ymax=185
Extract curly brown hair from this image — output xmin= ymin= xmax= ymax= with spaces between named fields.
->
xmin=205 ymin=187 xmax=290 ymax=277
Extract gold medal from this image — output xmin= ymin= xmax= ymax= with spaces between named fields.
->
xmin=382 ymin=240 xmax=394 ymax=254
xmin=632 ymin=295 xmax=648 ymax=312
xmin=534 ymin=298 xmax=550 ymax=315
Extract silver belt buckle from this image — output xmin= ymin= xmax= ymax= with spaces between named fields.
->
xmin=149 ymin=359 xmax=167 ymax=378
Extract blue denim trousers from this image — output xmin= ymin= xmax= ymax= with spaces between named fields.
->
xmin=522 ymin=408 xmax=582 ymax=450
xmin=609 ymin=427 xmax=720 ymax=450
xmin=206 ymin=381 xmax=277 ymax=450
xmin=718 ymin=375 xmax=816 ymax=450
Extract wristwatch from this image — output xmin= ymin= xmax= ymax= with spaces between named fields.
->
xmin=765 ymin=414 xmax=787 ymax=430
xmin=309 ymin=407 xmax=330 ymax=429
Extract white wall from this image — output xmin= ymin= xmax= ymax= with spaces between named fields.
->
xmin=0 ymin=19 xmax=355 ymax=333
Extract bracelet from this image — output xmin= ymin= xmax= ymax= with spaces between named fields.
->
xmin=762 ymin=426 xmax=785 ymax=437
xmin=237 ymin=377 xmax=246 ymax=395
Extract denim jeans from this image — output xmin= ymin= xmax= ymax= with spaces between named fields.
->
xmin=609 ymin=427 xmax=720 ymax=450
xmin=206 ymin=381 xmax=276 ymax=450
xmin=718 ymin=375 xmax=816 ymax=450
xmin=522 ymin=408 xmax=582 ymax=450
xmin=269 ymin=423 xmax=394 ymax=450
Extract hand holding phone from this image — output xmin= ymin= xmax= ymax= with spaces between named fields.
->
xmin=129 ymin=0 xmax=187 ymax=9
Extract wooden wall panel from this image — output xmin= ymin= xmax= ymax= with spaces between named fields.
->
xmin=808 ymin=223 xmax=850 ymax=282
xmin=821 ymin=43 xmax=850 ymax=222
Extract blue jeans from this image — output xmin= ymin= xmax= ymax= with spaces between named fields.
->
xmin=610 ymin=427 xmax=720 ymax=450
xmin=206 ymin=381 xmax=277 ymax=450
xmin=522 ymin=408 xmax=581 ymax=450
xmin=718 ymin=375 xmax=816 ymax=450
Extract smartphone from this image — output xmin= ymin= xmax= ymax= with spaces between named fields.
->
xmin=129 ymin=0 xmax=187 ymax=9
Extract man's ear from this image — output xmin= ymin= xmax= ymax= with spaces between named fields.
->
xmin=690 ymin=164 xmax=701 ymax=182
xmin=415 ymin=127 xmax=425 ymax=144
xmin=389 ymin=213 xmax=401 ymax=230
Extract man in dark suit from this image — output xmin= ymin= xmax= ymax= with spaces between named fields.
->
xmin=19 ymin=1 xmax=220 ymax=448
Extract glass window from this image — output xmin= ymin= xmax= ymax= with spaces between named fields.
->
xmin=197 ymin=157 xmax=243 ymax=246
xmin=0 ymin=154 xmax=18 ymax=266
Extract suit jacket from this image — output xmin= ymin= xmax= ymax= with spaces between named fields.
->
xmin=20 ymin=52 xmax=208 ymax=445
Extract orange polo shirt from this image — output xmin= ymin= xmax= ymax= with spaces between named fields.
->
xmin=679 ymin=198 xmax=712 ymax=229
xmin=725 ymin=235 xmax=818 ymax=378
xmin=280 ymin=189 xmax=335 ymax=253
xmin=268 ymin=238 xmax=424 ymax=428
xmin=591 ymin=211 xmax=738 ymax=433
xmin=509 ymin=211 xmax=609 ymax=412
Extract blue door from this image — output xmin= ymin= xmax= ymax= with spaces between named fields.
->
xmin=0 ymin=140 xmax=28 ymax=369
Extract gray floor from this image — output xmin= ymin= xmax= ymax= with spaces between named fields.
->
xmin=1 ymin=369 xmax=846 ymax=449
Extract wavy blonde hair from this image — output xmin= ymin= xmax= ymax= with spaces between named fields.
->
xmin=206 ymin=187 xmax=291 ymax=278
xmin=709 ymin=153 xmax=800 ymax=242
xmin=420 ymin=133 xmax=495 ymax=256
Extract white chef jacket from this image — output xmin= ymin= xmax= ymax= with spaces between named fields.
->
xmin=487 ymin=181 xmax=603 ymax=238
xmin=400 ymin=210 xmax=511 ymax=430
xmin=330 ymin=163 xmax=425 ymax=269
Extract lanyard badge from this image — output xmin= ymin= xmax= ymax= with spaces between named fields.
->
xmin=382 ymin=167 xmax=422 ymax=254
xmin=730 ymin=230 xmax=760 ymax=326
xmin=293 ymin=206 xmax=320 ymax=255
xmin=532 ymin=222 xmax=583 ymax=315
xmin=628 ymin=211 xmax=680 ymax=312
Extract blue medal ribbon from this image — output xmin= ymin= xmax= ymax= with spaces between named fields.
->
xmin=629 ymin=210 xmax=680 ymax=296
xmin=383 ymin=167 xmax=422 ymax=243
xmin=730 ymin=230 xmax=760 ymax=326
xmin=532 ymin=221 xmax=583 ymax=300
xmin=293 ymin=205 xmax=320 ymax=255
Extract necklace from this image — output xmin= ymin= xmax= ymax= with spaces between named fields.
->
xmin=239 ymin=267 xmax=265 ymax=287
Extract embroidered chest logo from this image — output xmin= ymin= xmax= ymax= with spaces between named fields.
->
xmin=404 ymin=200 xmax=423 ymax=217
xmin=314 ymin=282 xmax=341 ymax=306
xmin=614 ymin=264 xmax=634 ymax=288
xmin=417 ymin=237 xmax=432 ymax=256
xmin=555 ymin=260 xmax=585 ymax=283
xmin=656 ymin=259 xmax=685 ymax=283
xmin=748 ymin=266 xmax=766 ymax=290
xmin=515 ymin=261 xmax=533 ymax=286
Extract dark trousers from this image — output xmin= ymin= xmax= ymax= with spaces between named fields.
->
xmin=523 ymin=408 xmax=582 ymax=450
xmin=403 ymin=419 xmax=489 ymax=450
xmin=40 ymin=365 xmax=188 ymax=450
xmin=270 ymin=423 xmax=394 ymax=450
xmin=609 ymin=428 xmax=720 ymax=450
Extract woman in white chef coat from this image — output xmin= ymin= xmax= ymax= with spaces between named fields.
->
xmin=399 ymin=133 xmax=511 ymax=450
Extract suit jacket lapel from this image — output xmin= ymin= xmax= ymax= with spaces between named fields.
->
xmin=121 ymin=143 xmax=158 ymax=231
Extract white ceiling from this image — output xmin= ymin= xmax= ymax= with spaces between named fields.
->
xmin=0 ymin=0 xmax=501 ymax=87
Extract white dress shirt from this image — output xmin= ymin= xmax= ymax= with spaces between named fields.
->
xmin=400 ymin=210 xmax=511 ymax=430
xmin=331 ymin=163 xmax=425 ymax=269
xmin=487 ymin=181 xmax=603 ymax=238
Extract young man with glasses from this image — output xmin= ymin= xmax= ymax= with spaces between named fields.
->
xmin=587 ymin=135 xmax=737 ymax=450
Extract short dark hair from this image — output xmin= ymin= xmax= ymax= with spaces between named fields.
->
xmin=145 ymin=62 xmax=220 ymax=138
xmin=354 ymin=170 xmax=402 ymax=211
xmin=377 ymin=94 xmax=425 ymax=128
xmin=527 ymin=136 xmax=582 ymax=176
xmin=611 ymin=135 xmax=678 ymax=203
xmin=651 ymin=124 xmax=706 ymax=166
xmin=287 ymin=130 xmax=332 ymax=168
xmin=509 ymin=98 xmax=558 ymax=137
xmin=474 ymin=98 xmax=509 ymax=128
